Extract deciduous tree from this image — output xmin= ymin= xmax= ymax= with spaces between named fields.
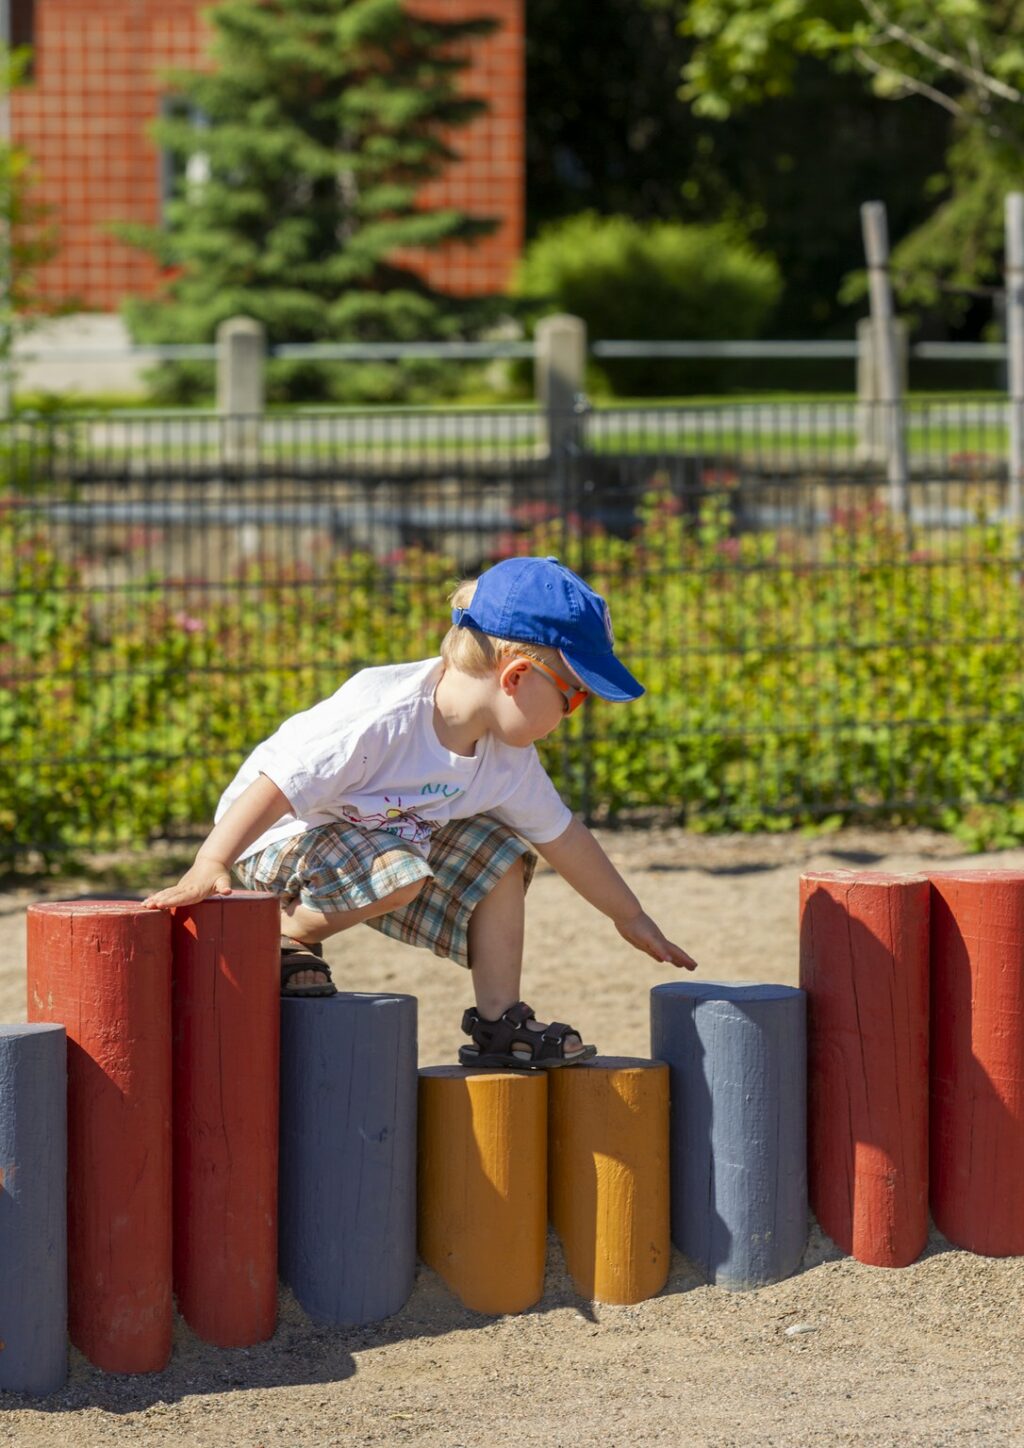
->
xmin=679 ymin=0 xmax=1024 ymax=320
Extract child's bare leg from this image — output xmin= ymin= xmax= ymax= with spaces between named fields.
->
xmin=466 ymin=856 xmax=525 ymax=1018
xmin=280 ymin=880 xmax=425 ymax=987
xmin=466 ymin=856 xmax=581 ymax=1050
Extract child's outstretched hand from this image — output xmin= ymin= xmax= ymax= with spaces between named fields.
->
xmin=616 ymin=909 xmax=698 ymax=971
xmin=142 ymin=856 xmax=233 ymax=911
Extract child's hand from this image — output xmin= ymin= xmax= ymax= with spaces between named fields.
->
xmin=142 ymin=856 xmax=233 ymax=911
xmin=615 ymin=909 xmax=698 ymax=971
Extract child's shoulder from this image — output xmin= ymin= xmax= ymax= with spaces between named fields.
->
xmin=324 ymin=657 xmax=441 ymax=720
xmin=342 ymin=656 xmax=439 ymax=697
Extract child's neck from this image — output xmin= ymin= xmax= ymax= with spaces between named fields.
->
xmin=432 ymin=666 xmax=492 ymax=757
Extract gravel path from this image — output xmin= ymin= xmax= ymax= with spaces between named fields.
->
xmin=3 ymin=827 xmax=1024 ymax=1446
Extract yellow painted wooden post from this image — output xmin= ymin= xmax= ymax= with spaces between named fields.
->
xmin=418 ymin=1067 xmax=547 ymax=1314
xmin=548 ymin=1057 xmax=670 ymax=1304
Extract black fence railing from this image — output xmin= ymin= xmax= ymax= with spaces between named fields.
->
xmin=3 ymin=400 xmax=1023 ymax=862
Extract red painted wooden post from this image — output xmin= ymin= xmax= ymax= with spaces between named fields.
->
xmin=26 ymin=901 xmax=173 ymax=1373
xmin=929 ymin=870 xmax=1024 ymax=1255
xmin=799 ymin=872 xmax=929 ymax=1267
xmin=171 ymin=892 xmax=281 ymax=1345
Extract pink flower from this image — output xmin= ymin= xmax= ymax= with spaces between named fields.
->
xmin=173 ymin=612 xmax=205 ymax=634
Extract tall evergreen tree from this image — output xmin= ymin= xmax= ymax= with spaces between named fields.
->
xmin=121 ymin=0 xmax=501 ymax=401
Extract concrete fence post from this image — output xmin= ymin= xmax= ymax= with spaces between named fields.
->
xmin=535 ymin=313 xmax=586 ymax=455
xmin=217 ymin=316 xmax=266 ymax=464
xmin=217 ymin=316 xmax=266 ymax=415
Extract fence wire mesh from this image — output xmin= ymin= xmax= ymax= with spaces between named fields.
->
xmin=2 ymin=399 xmax=1022 ymax=862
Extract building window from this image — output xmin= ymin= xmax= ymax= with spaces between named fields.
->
xmin=159 ymin=99 xmax=209 ymax=223
xmin=11 ymin=0 xmax=35 ymax=50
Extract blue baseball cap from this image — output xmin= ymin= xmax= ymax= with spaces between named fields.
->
xmin=451 ymin=555 xmax=644 ymax=701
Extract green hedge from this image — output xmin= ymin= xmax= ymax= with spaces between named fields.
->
xmin=4 ymin=486 xmax=1024 ymax=860
xmin=515 ymin=213 xmax=781 ymax=395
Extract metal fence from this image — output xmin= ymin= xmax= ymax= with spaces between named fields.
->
xmin=3 ymin=398 xmax=1024 ymax=862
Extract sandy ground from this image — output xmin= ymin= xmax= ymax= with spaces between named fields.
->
xmin=4 ymin=826 xmax=1024 ymax=1445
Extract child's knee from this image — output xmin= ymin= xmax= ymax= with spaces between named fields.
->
xmin=384 ymin=877 xmax=427 ymax=911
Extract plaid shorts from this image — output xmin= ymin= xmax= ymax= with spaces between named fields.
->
xmin=234 ymin=816 xmax=537 ymax=969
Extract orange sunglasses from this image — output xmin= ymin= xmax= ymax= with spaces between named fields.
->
xmin=520 ymin=656 xmax=590 ymax=714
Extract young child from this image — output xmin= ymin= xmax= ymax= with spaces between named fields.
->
xmin=143 ymin=555 xmax=697 ymax=1069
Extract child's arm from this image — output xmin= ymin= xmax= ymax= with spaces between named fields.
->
xmin=142 ymin=774 xmax=293 ymax=910
xmin=535 ymin=818 xmax=698 ymax=971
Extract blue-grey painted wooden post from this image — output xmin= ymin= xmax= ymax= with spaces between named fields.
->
xmin=278 ymin=993 xmax=417 ymax=1325
xmin=651 ymin=981 xmax=807 ymax=1289
xmin=0 ymin=1023 xmax=68 ymax=1395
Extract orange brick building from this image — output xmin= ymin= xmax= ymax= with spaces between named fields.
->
xmin=11 ymin=0 xmax=524 ymax=311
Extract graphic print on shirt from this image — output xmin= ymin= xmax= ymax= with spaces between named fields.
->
xmin=342 ymin=795 xmax=436 ymax=844
xmin=420 ymin=781 xmax=464 ymax=799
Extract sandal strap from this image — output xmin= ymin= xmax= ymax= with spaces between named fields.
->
xmin=460 ymin=1000 xmax=531 ymax=1057
xmin=281 ymin=958 xmax=333 ymax=986
xmin=461 ymin=1000 xmax=534 ymax=1038
xmin=281 ymin=935 xmax=324 ymax=959
xmin=460 ymin=1000 xmax=583 ymax=1064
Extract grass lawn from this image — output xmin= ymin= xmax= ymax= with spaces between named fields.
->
xmin=2 ymin=391 xmax=1013 ymax=475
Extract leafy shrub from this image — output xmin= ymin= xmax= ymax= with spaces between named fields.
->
xmin=515 ymin=213 xmax=781 ymax=395
xmin=5 ymin=481 xmax=1024 ymax=860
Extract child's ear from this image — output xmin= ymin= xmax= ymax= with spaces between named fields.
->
xmin=498 ymin=658 xmax=530 ymax=695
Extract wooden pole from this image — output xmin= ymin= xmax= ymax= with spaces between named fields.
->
xmin=800 ymin=871 xmax=929 ymax=1267
xmin=548 ymin=1057 xmax=669 ymax=1304
xmin=861 ymin=201 xmax=909 ymax=521
xmin=418 ymin=1067 xmax=547 ymax=1314
xmin=929 ymin=871 xmax=1024 ymax=1255
xmin=0 ymin=1024 xmax=67 ymax=1396
xmin=171 ymin=893 xmax=280 ymax=1347
xmin=1005 ymin=193 xmax=1024 ymax=527
xmin=278 ymin=993 xmax=418 ymax=1325
xmin=651 ymin=981 xmax=807 ymax=1289
xmin=27 ymin=901 xmax=173 ymax=1373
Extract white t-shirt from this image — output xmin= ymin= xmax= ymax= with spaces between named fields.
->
xmin=217 ymin=658 xmax=573 ymax=861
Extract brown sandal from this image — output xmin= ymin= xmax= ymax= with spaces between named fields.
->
xmin=280 ymin=936 xmax=337 ymax=998
xmin=458 ymin=1000 xmax=596 ymax=1071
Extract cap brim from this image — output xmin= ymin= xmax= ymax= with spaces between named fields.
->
xmin=561 ymin=648 xmax=645 ymax=702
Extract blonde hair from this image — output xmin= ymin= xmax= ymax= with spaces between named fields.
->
xmin=441 ymin=578 xmax=566 ymax=677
